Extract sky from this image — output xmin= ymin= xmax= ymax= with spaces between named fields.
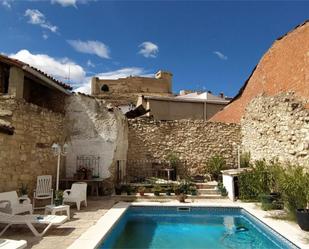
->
xmin=0 ymin=0 xmax=308 ymax=96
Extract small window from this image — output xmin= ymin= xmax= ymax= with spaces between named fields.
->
xmin=101 ymin=84 xmax=109 ymax=92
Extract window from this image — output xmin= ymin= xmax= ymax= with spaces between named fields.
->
xmin=101 ymin=84 xmax=109 ymax=92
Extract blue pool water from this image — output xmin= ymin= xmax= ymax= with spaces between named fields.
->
xmin=99 ymin=206 xmax=298 ymax=249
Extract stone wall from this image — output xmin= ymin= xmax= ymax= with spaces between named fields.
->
xmin=241 ymin=92 xmax=309 ymax=168
xmin=0 ymin=95 xmax=65 ymax=193
xmin=127 ymin=119 xmax=240 ymax=178
xmin=65 ymin=94 xmax=128 ymax=183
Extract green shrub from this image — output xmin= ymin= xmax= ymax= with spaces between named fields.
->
xmin=238 ymin=160 xmax=309 ymax=217
xmin=166 ymin=152 xmax=180 ymax=168
xmin=153 ymin=185 xmax=162 ymax=196
xmin=240 ymin=152 xmax=251 ymax=168
xmin=238 ymin=160 xmax=270 ymax=201
xmin=279 ymin=165 xmax=309 ymax=217
xmin=206 ymin=155 xmax=226 ymax=181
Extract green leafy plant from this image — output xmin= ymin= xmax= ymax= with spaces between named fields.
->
xmin=189 ymin=186 xmax=197 ymax=196
xmin=206 ymin=155 xmax=226 ymax=181
xmin=166 ymin=152 xmax=180 ymax=168
xmin=240 ymin=152 xmax=251 ymax=168
xmin=238 ymin=160 xmax=270 ymax=201
xmin=279 ymin=165 xmax=308 ymax=217
xmin=19 ymin=184 xmax=28 ymax=196
xmin=217 ymin=181 xmax=228 ymax=197
xmin=165 ymin=185 xmax=173 ymax=196
xmin=153 ymin=185 xmax=162 ymax=196
xmin=54 ymin=190 xmax=63 ymax=206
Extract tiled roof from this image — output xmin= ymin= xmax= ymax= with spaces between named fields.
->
xmin=0 ymin=54 xmax=72 ymax=91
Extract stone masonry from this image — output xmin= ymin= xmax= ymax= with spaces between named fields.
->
xmin=127 ymin=119 xmax=240 ymax=178
xmin=241 ymin=92 xmax=309 ymax=168
xmin=0 ymin=95 xmax=65 ymax=193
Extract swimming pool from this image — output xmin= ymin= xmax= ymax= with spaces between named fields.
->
xmin=99 ymin=206 xmax=298 ymax=249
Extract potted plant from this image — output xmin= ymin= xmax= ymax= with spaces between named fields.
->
xmin=125 ymin=185 xmax=133 ymax=195
xmin=19 ymin=184 xmax=28 ymax=198
xmin=54 ymin=190 xmax=63 ymax=206
xmin=206 ymin=155 xmax=226 ymax=181
xmin=138 ymin=186 xmax=146 ymax=196
xmin=189 ymin=186 xmax=197 ymax=196
xmin=296 ymin=180 xmax=309 ymax=231
xmin=177 ymin=193 xmax=187 ymax=203
xmin=114 ymin=184 xmax=122 ymax=195
xmin=153 ymin=185 xmax=162 ymax=196
xmin=165 ymin=185 xmax=173 ymax=196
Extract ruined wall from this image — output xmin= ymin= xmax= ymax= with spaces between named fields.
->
xmin=211 ymin=21 xmax=309 ymax=123
xmin=241 ymin=93 xmax=309 ymax=168
xmin=65 ymin=94 xmax=128 ymax=181
xmin=127 ymin=119 xmax=240 ymax=177
xmin=0 ymin=95 xmax=65 ymax=193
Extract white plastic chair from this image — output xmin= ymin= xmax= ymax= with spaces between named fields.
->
xmin=33 ymin=175 xmax=53 ymax=209
xmin=0 ymin=191 xmax=32 ymax=215
xmin=63 ymin=183 xmax=87 ymax=211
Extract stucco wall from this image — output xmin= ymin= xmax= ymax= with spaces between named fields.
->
xmin=241 ymin=92 xmax=309 ymax=168
xmin=0 ymin=95 xmax=65 ymax=193
xmin=144 ymin=98 xmax=226 ymax=120
xmin=65 ymin=94 xmax=128 ymax=180
xmin=127 ymin=119 xmax=240 ymax=178
xmin=211 ymin=21 xmax=309 ymax=123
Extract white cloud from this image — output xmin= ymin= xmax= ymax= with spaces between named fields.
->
xmin=1 ymin=0 xmax=14 ymax=8
xmin=24 ymin=9 xmax=58 ymax=33
xmin=86 ymin=60 xmax=95 ymax=68
xmin=8 ymin=49 xmax=150 ymax=95
xmin=75 ymin=67 xmax=152 ymax=94
xmin=10 ymin=49 xmax=85 ymax=85
xmin=51 ymin=0 xmax=93 ymax=7
xmin=42 ymin=33 xmax=49 ymax=40
xmin=213 ymin=51 xmax=228 ymax=60
xmin=138 ymin=41 xmax=159 ymax=58
xmin=67 ymin=40 xmax=110 ymax=59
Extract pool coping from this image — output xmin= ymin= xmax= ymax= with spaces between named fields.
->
xmin=68 ymin=201 xmax=309 ymax=249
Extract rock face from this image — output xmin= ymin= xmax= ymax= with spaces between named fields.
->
xmin=241 ymin=92 xmax=309 ymax=168
xmin=211 ymin=21 xmax=309 ymax=124
xmin=127 ymin=119 xmax=240 ymax=178
xmin=0 ymin=95 xmax=65 ymax=193
xmin=65 ymin=94 xmax=128 ymax=182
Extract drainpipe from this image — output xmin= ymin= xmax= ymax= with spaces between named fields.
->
xmin=203 ymin=101 xmax=207 ymax=121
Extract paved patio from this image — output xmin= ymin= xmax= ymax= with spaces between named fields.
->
xmin=1 ymin=197 xmax=309 ymax=249
xmin=0 ymin=197 xmax=116 ymax=249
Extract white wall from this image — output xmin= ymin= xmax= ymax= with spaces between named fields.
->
xmin=65 ymin=94 xmax=128 ymax=179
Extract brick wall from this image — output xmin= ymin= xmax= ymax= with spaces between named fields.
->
xmin=211 ymin=21 xmax=309 ymax=124
xmin=127 ymin=119 xmax=240 ymax=178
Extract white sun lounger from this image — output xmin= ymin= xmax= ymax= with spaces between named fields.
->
xmin=0 ymin=212 xmax=67 ymax=237
xmin=0 ymin=239 xmax=27 ymax=249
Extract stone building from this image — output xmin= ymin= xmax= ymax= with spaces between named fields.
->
xmin=0 ymin=54 xmax=71 ymax=192
xmin=136 ymin=91 xmax=229 ymax=121
xmin=0 ymin=54 xmax=128 ymax=193
xmin=90 ymin=70 xmax=173 ymax=108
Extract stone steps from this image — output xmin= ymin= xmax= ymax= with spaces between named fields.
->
xmin=197 ymin=188 xmax=219 ymax=195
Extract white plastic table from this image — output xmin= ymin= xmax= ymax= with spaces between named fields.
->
xmin=44 ymin=205 xmax=70 ymax=220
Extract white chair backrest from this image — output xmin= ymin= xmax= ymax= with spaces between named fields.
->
xmin=0 ymin=191 xmax=18 ymax=206
xmin=71 ymin=183 xmax=87 ymax=198
xmin=36 ymin=175 xmax=52 ymax=196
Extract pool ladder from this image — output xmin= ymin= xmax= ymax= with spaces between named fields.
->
xmin=177 ymin=207 xmax=191 ymax=212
